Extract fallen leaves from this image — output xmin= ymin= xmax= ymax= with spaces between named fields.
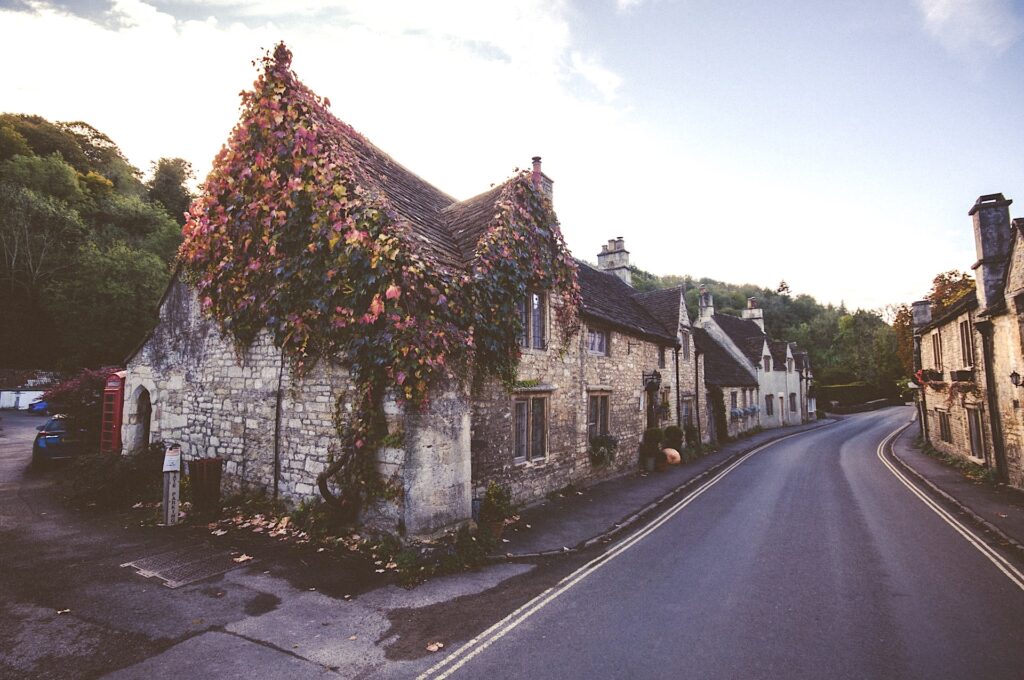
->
xmin=426 ymin=641 xmax=444 ymax=653
xmin=233 ymin=554 xmax=254 ymax=563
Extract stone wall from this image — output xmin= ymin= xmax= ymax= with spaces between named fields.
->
xmin=124 ymin=276 xmax=471 ymax=535
xmin=987 ymin=235 xmax=1024 ymax=488
xmin=919 ymin=310 xmax=995 ymax=470
xmin=471 ymin=293 xmax=677 ymax=506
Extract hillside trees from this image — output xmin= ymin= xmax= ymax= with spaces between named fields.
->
xmin=0 ymin=113 xmax=190 ymax=368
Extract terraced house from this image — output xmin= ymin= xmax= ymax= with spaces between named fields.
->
xmin=913 ymin=193 xmax=1024 ymax=490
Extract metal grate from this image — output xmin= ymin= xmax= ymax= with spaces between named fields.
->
xmin=121 ymin=546 xmax=257 ymax=589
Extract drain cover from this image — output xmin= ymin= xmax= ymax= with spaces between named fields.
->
xmin=122 ymin=546 xmax=257 ymax=589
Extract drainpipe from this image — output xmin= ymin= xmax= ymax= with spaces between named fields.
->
xmin=273 ymin=350 xmax=285 ymax=499
xmin=694 ymin=345 xmax=703 ymax=444
xmin=975 ymin=319 xmax=1009 ymax=482
xmin=675 ymin=347 xmax=681 ymax=428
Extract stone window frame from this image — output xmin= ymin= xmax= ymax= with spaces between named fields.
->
xmin=586 ymin=326 xmax=611 ymax=356
xmin=513 ymin=393 xmax=548 ymax=464
xmin=587 ymin=391 xmax=610 ymax=442
xmin=765 ymin=394 xmax=774 ymax=416
xmin=730 ymin=391 xmax=737 ymax=409
xmin=931 ymin=331 xmax=943 ymax=371
xmin=681 ymin=397 xmax=694 ymax=427
xmin=680 ymin=330 xmax=691 ymax=361
xmin=658 ymin=346 xmax=667 ymax=369
xmin=789 ymin=392 xmax=797 ymax=413
xmin=763 ymin=355 xmax=772 ymax=372
xmin=516 ymin=291 xmax=548 ymax=352
xmin=936 ymin=409 xmax=952 ymax=443
xmin=958 ymin=318 xmax=974 ymax=369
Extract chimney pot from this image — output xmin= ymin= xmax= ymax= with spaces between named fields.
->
xmin=597 ymin=237 xmax=631 ymax=286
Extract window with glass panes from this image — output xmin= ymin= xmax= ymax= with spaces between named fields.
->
xmin=516 ymin=292 xmax=547 ymax=350
xmin=587 ymin=393 xmax=609 ymax=441
xmin=514 ymin=396 xmax=547 ymax=462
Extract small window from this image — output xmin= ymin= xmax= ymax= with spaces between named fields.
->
xmin=787 ymin=358 xmax=794 ymax=373
xmin=730 ymin=391 xmax=737 ymax=409
xmin=681 ymin=398 xmax=694 ymax=427
xmin=959 ymin=319 xmax=974 ymax=368
xmin=588 ymin=393 xmax=610 ymax=441
xmin=789 ymin=392 xmax=797 ymax=412
xmin=658 ymin=346 xmax=667 ymax=369
xmin=932 ymin=332 xmax=943 ymax=371
xmin=937 ymin=410 xmax=952 ymax=443
xmin=765 ymin=395 xmax=774 ymax=416
xmin=587 ymin=328 xmax=610 ymax=355
xmin=680 ymin=330 xmax=690 ymax=361
xmin=517 ymin=292 xmax=547 ymax=350
xmin=514 ymin=395 xmax=547 ymax=462
xmin=764 ymin=355 xmax=772 ymax=372
xmin=967 ymin=407 xmax=986 ymax=463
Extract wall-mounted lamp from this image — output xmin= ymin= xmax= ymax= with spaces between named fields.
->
xmin=1011 ymin=371 xmax=1021 ymax=388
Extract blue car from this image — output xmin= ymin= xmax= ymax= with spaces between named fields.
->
xmin=32 ymin=416 xmax=84 ymax=467
xmin=28 ymin=399 xmax=49 ymax=415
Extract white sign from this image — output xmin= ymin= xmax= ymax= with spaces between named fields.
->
xmin=162 ymin=444 xmax=181 ymax=473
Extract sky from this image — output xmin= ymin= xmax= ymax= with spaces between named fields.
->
xmin=2 ymin=0 xmax=1023 ymax=312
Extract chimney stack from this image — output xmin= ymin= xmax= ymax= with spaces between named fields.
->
xmin=698 ymin=284 xmax=714 ymax=321
xmin=742 ymin=296 xmax=765 ymax=331
xmin=597 ymin=237 xmax=631 ymax=286
xmin=911 ymin=300 xmax=932 ymax=329
xmin=970 ymin=193 xmax=1013 ymax=311
xmin=530 ymin=156 xmax=553 ymax=200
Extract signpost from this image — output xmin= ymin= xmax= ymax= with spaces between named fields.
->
xmin=162 ymin=443 xmax=181 ymax=526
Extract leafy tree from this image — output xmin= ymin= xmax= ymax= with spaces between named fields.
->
xmin=890 ymin=304 xmax=914 ymax=376
xmin=0 ymin=153 xmax=86 ymax=205
xmin=927 ymin=270 xmax=974 ymax=315
xmin=147 ymin=157 xmax=194 ymax=225
xmin=0 ymin=123 xmax=31 ymax=161
xmin=0 ymin=114 xmax=91 ymax=172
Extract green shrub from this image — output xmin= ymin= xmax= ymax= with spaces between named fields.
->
xmin=59 ymin=442 xmax=164 ymax=509
xmin=478 ymin=481 xmax=514 ymax=523
xmin=663 ymin=426 xmax=684 ymax=451
xmin=589 ymin=434 xmax=618 ymax=467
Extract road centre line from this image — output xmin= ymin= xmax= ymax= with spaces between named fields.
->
xmin=877 ymin=422 xmax=1024 ymax=592
xmin=418 ymin=425 xmax=832 ymax=680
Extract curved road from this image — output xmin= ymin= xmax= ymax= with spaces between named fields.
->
xmin=421 ymin=408 xmax=1024 ymax=680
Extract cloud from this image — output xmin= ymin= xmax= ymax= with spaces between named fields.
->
xmin=569 ymin=51 xmax=622 ymax=100
xmin=615 ymin=0 xmax=646 ymax=11
xmin=916 ymin=0 xmax=1024 ymax=55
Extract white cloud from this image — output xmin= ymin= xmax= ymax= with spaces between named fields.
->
xmin=916 ymin=0 xmax=1024 ymax=54
xmin=615 ymin=0 xmax=646 ymax=12
xmin=569 ymin=51 xmax=622 ymax=100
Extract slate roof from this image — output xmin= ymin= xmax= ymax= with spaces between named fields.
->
xmin=712 ymin=313 xmax=766 ymax=363
xmin=919 ymin=291 xmax=979 ymax=333
xmin=632 ymin=287 xmax=684 ymax=337
xmin=693 ymin=328 xmax=757 ymax=387
xmin=577 ymin=264 xmax=677 ymax=344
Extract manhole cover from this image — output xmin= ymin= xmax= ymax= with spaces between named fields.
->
xmin=122 ymin=546 xmax=257 ymax=589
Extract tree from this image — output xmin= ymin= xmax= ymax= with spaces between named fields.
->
xmin=147 ymin=157 xmax=194 ymax=225
xmin=0 ymin=123 xmax=31 ymax=161
xmin=927 ymin=270 xmax=974 ymax=315
xmin=890 ymin=304 xmax=914 ymax=376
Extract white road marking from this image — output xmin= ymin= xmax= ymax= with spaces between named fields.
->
xmin=876 ymin=421 xmax=1024 ymax=592
xmin=418 ymin=424 xmax=834 ymax=680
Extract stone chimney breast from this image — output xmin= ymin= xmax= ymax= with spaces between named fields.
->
xmin=911 ymin=300 xmax=932 ymax=329
xmin=741 ymin=296 xmax=765 ymax=331
xmin=970 ymin=193 xmax=1013 ymax=311
xmin=698 ymin=284 xmax=714 ymax=321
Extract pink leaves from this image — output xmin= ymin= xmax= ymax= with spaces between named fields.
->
xmin=385 ymin=284 xmax=401 ymax=300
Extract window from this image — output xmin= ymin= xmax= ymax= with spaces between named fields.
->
xmin=764 ymin=355 xmax=772 ymax=372
xmin=967 ymin=408 xmax=986 ymax=463
xmin=765 ymin=395 xmax=774 ymax=416
xmin=789 ymin=392 xmax=797 ymax=412
xmin=932 ymin=332 xmax=943 ymax=371
xmin=658 ymin=346 xmax=667 ymax=369
xmin=517 ymin=292 xmax=547 ymax=350
xmin=588 ymin=393 xmax=610 ymax=441
xmin=730 ymin=391 xmax=737 ymax=409
xmin=681 ymin=330 xmax=690 ymax=361
xmin=787 ymin=358 xmax=794 ymax=373
xmin=937 ymin=410 xmax=952 ymax=443
xmin=681 ymin=398 xmax=694 ymax=427
xmin=514 ymin=395 xmax=547 ymax=462
xmin=959 ymin=319 xmax=974 ymax=368
xmin=587 ymin=328 xmax=610 ymax=355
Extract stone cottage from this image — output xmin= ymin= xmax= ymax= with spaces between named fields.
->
xmin=913 ymin=193 xmax=1023 ymax=489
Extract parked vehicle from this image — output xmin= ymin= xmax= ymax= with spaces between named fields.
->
xmin=31 ymin=416 xmax=85 ymax=467
xmin=28 ymin=399 xmax=49 ymax=415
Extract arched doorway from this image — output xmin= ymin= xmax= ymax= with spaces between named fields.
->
xmin=137 ymin=388 xmax=152 ymax=450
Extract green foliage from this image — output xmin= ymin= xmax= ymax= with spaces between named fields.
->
xmin=370 ymin=525 xmax=496 ymax=587
xmin=588 ymin=434 xmax=618 ymax=467
xmin=147 ymin=157 xmax=194 ymax=225
xmin=0 ymin=112 xmax=180 ymax=369
xmin=663 ymin=425 xmax=684 ymax=451
xmin=708 ymin=385 xmax=729 ymax=442
xmin=289 ymin=497 xmax=355 ymax=541
xmin=919 ymin=438 xmax=995 ymax=483
xmin=58 ymin=442 xmax=165 ymax=509
xmin=927 ymin=270 xmax=974 ymax=315
xmin=478 ymin=480 xmax=514 ymax=523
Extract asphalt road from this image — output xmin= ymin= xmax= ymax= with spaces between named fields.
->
xmin=421 ymin=407 xmax=1024 ymax=680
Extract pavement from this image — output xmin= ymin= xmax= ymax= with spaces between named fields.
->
xmin=499 ymin=409 xmax=1024 ymax=561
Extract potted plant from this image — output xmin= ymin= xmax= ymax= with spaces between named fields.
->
xmin=478 ymin=481 xmax=514 ymax=540
xmin=589 ymin=434 xmax=618 ymax=467
xmin=639 ymin=427 xmax=664 ymax=472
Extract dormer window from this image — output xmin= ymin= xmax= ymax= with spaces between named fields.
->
xmin=764 ymin=355 xmax=772 ymax=372
xmin=517 ymin=291 xmax=547 ymax=350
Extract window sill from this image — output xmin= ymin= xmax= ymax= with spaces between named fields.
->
xmin=512 ymin=384 xmax=556 ymax=393
xmin=513 ymin=457 xmax=548 ymax=468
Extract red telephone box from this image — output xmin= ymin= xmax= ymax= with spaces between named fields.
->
xmin=100 ymin=371 xmax=126 ymax=454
